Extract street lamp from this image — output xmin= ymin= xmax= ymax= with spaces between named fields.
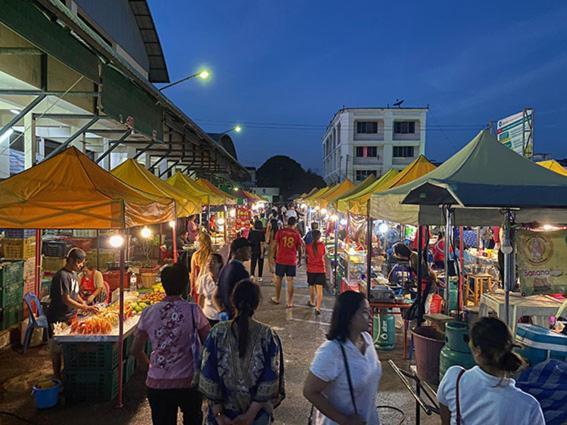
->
xmin=158 ymin=69 xmax=211 ymax=91
xmin=220 ymin=125 xmax=243 ymax=135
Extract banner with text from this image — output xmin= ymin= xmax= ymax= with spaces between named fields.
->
xmin=517 ymin=229 xmax=567 ymax=296
xmin=496 ymin=109 xmax=534 ymax=158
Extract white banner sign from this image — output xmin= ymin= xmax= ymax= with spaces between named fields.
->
xmin=497 ymin=109 xmax=533 ymax=157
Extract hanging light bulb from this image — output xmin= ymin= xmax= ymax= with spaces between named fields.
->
xmin=168 ymin=221 xmax=176 ymax=229
xmin=109 ymin=234 xmax=125 ymax=248
xmin=140 ymin=226 xmax=152 ymax=239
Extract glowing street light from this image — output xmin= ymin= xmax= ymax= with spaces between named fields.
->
xmin=140 ymin=226 xmax=152 ymax=239
xmin=220 ymin=125 xmax=243 ymax=135
xmin=168 ymin=220 xmax=176 ymax=229
xmin=109 ymin=234 xmax=125 ymax=248
xmin=158 ymin=69 xmax=211 ymax=91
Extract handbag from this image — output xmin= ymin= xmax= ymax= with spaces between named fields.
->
xmin=455 ymin=368 xmax=466 ymax=425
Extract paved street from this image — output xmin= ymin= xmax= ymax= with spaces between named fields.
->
xmin=0 ymin=267 xmax=440 ymax=425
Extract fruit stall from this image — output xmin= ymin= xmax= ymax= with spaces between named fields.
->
xmin=52 ymin=284 xmax=164 ymax=401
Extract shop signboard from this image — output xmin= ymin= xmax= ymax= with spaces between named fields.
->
xmin=516 ymin=229 xmax=567 ymax=296
xmin=496 ymin=109 xmax=534 ymax=157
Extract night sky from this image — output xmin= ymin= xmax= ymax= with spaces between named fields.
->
xmin=149 ymin=0 xmax=567 ymax=173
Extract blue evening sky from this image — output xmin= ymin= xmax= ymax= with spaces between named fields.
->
xmin=149 ymin=0 xmax=567 ymax=174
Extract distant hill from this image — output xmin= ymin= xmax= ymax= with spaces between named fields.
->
xmin=256 ymin=155 xmax=326 ymax=201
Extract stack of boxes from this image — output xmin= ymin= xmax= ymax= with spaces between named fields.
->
xmin=0 ymin=261 xmax=24 ymax=330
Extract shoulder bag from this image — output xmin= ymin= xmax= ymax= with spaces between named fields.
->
xmin=455 ymin=368 xmax=466 ymax=425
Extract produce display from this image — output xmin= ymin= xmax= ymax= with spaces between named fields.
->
xmin=55 ymin=283 xmax=165 ymax=336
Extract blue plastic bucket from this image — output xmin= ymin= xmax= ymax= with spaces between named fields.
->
xmin=32 ymin=379 xmax=61 ymax=409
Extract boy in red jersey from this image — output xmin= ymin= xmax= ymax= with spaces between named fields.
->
xmin=271 ymin=216 xmax=303 ymax=307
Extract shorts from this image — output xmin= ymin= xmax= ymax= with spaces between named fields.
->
xmin=307 ymin=272 xmax=326 ymax=286
xmin=275 ymin=263 xmax=296 ymax=277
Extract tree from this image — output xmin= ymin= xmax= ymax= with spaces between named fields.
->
xmin=256 ymin=155 xmax=326 ymax=201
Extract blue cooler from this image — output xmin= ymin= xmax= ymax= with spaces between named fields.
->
xmin=515 ymin=324 xmax=567 ymax=366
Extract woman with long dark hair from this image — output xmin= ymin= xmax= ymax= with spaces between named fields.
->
xmin=303 ymin=291 xmax=382 ymax=425
xmin=199 ymin=279 xmax=285 ymax=425
xmin=438 ymin=317 xmax=545 ymax=425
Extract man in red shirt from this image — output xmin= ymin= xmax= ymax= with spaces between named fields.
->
xmin=271 ymin=216 xmax=303 ymax=308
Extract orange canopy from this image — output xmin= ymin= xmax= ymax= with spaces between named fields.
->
xmin=112 ymin=160 xmax=199 ymax=217
xmin=0 ymin=147 xmax=175 ymax=228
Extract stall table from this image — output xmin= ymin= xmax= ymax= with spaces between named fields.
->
xmin=479 ymin=292 xmax=563 ymax=333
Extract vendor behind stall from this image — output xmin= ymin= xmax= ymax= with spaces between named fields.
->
xmin=79 ymin=263 xmax=106 ymax=305
xmin=46 ymin=248 xmax=98 ymax=379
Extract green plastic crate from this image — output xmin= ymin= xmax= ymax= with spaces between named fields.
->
xmin=0 ymin=261 xmax=24 ymax=286
xmin=0 ymin=305 xmax=23 ymax=330
xmin=123 ymin=356 xmax=136 ymax=384
xmin=1 ymin=281 xmax=24 ymax=308
xmin=62 ymin=342 xmax=120 ymax=370
xmin=64 ymin=367 xmax=119 ymax=402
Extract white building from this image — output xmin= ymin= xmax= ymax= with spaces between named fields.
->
xmin=251 ymin=187 xmax=280 ymax=203
xmin=322 ymin=107 xmax=428 ymax=183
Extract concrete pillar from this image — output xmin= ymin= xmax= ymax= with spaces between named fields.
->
xmin=24 ymin=112 xmax=36 ymax=169
xmin=98 ymin=139 xmax=111 ymax=170
xmin=159 ymin=160 xmax=168 ymax=179
xmin=383 ymin=145 xmax=393 ymax=171
xmin=0 ymin=130 xmax=10 ymax=179
xmin=126 ymin=145 xmax=137 ymax=159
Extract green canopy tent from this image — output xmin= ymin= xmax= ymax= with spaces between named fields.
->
xmin=370 ymin=129 xmax=567 ymax=226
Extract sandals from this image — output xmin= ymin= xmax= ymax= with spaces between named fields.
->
xmin=270 ymin=297 xmax=280 ymax=305
xmin=307 ymin=301 xmax=316 ymax=308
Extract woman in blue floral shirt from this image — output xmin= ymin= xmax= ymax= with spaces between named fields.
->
xmin=199 ymin=279 xmax=284 ymax=425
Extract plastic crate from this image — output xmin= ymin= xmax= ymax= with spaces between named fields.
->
xmin=123 ymin=356 xmax=136 ymax=384
xmin=42 ymin=241 xmax=68 ymax=258
xmin=1 ymin=280 xmax=23 ymax=308
xmin=0 ymin=261 xmax=24 ymax=286
xmin=62 ymin=342 xmax=120 ymax=370
xmin=1 ymin=229 xmax=36 ymax=238
xmin=1 ymin=305 xmax=23 ymax=330
xmin=64 ymin=367 xmax=119 ymax=402
xmin=2 ymin=238 xmax=36 ymax=260
xmin=42 ymin=256 xmax=66 ymax=273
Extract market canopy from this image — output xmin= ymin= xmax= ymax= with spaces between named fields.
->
xmin=318 ymin=179 xmax=356 ymax=208
xmin=537 ymin=160 xmax=567 ymax=176
xmin=337 ymin=169 xmax=399 ymax=215
xmin=112 ymin=160 xmax=198 ymax=217
xmin=193 ymin=178 xmax=237 ymax=205
xmin=371 ymin=129 xmax=567 ymax=225
xmin=0 ymin=147 xmax=175 ymax=228
xmin=166 ymin=173 xmax=210 ymax=208
xmin=384 ymin=155 xmax=437 ymax=188
xmin=304 ymin=186 xmax=332 ymax=206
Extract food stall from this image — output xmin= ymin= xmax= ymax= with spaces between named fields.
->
xmin=0 ymin=147 xmax=176 ymax=406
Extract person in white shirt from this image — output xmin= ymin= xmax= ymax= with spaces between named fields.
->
xmin=437 ymin=317 xmax=545 ymax=425
xmin=198 ymin=253 xmax=224 ymax=327
xmin=303 ymin=291 xmax=382 ymax=425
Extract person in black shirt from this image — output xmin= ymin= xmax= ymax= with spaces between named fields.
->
xmin=46 ymin=248 xmax=97 ymax=378
xmin=217 ymin=238 xmax=251 ymax=319
xmin=248 ymin=220 xmax=266 ymax=282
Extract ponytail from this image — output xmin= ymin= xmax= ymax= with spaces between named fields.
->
xmin=230 ymin=279 xmax=261 ymax=358
xmin=498 ymin=351 xmax=523 ymax=373
xmin=234 ymin=305 xmax=253 ymax=358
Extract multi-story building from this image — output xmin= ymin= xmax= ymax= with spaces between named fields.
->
xmin=322 ymin=107 xmax=428 ymax=183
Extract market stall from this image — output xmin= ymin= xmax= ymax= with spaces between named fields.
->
xmin=0 ymin=147 xmax=176 ymax=405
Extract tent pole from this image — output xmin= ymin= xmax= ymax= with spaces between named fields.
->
xmin=96 ymin=230 xmax=100 ymax=270
xmin=502 ymin=210 xmax=514 ymax=326
xmin=34 ymin=229 xmax=42 ymax=296
xmin=416 ymin=225 xmax=424 ymax=325
xmin=116 ymin=243 xmax=125 ymax=408
xmin=459 ymin=226 xmax=464 ymax=315
xmin=366 ymin=200 xmax=372 ymax=300
xmin=444 ymin=206 xmax=453 ymax=314
xmin=333 ymin=218 xmax=339 ymax=296
xmin=172 ymin=220 xmax=178 ymax=263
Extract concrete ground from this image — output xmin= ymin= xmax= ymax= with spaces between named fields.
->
xmin=0 ymin=266 xmax=441 ymax=425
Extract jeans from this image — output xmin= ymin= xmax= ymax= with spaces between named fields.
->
xmin=147 ymin=387 xmax=202 ymax=425
xmin=251 ymin=252 xmax=264 ymax=277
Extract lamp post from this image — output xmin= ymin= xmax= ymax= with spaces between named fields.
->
xmin=220 ymin=125 xmax=242 ymax=135
xmin=158 ymin=69 xmax=210 ymax=91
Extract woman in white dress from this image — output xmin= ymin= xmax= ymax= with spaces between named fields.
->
xmin=303 ymin=291 xmax=382 ymax=425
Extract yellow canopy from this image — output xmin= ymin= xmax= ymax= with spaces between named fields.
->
xmin=194 ymin=178 xmax=237 ymax=205
xmin=167 ymin=173 xmax=210 ymax=208
xmin=298 ymin=187 xmax=319 ymax=201
xmin=0 ymin=147 xmax=175 ymax=228
xmin=385 ymin=155 xmax=437 ymax=188
xmin=337 ymin=170 xmax=399 ymax=215
xmin=318 ymin=179 xmax=356 ymax=208
xmin=305 ymin=186 xmax=332 ymax=206
xmin=112 ymin=159 xmax=199 ymax=217
xmin=537 ymin=160 xmax=567 ymax=176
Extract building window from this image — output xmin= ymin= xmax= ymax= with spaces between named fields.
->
xmin=394 ymin=121 xmax=416 ymax=134
xmin=393 ymin=146 xmax=415 ymax=157
xmin=337 ymin=123 xmax=341 ymax=145
xmin=355 ymin=170 xmax=376 ymax=181
xmin=356 ymin=121 xmax=378 ymax=134
xmin=355 ymin=146 xmax=378 ymax=157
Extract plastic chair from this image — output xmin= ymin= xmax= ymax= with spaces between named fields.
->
xmin=23 ymin=292 xmax=49 ymax=353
